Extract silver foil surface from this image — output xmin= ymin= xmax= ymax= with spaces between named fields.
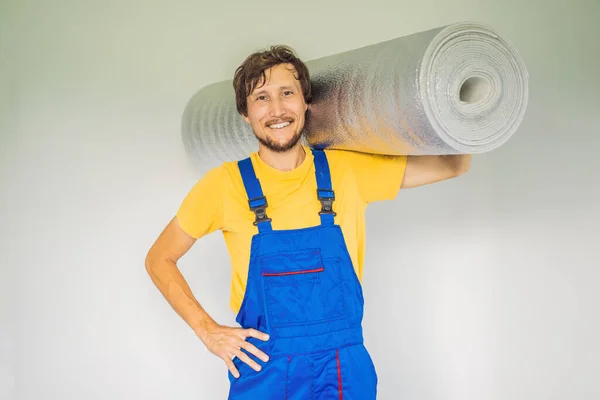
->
xmin=181 ymin=22 xmax=529 ymax=164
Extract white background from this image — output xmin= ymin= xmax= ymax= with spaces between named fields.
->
xmin=1 ymin=0 xmax=599 ymax=399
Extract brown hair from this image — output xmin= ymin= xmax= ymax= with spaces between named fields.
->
xmin=233 ymin=45 xmax=312 ymax=116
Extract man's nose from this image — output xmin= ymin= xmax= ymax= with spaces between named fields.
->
xmin=269 ymin=98 xmax=284 ymax=116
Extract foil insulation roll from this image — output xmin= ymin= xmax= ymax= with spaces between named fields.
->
xmin=181 ymin=22 xmax=529 ymax=164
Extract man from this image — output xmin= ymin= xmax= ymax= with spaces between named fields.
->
xmin=145 ymin=45 xmax=471 ymax=399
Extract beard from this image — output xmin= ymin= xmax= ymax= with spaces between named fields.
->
xmin=254 ymin=126 xmax=303 ymax=153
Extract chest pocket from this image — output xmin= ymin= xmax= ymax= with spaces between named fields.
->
xmin=260 ymin=248 xmax=346 ymax=336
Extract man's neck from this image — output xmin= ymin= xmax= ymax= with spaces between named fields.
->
xmin=257 ymin=143 xmax=306 ymax=172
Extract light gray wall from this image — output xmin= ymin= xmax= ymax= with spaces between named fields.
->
xmin=1 ymin=0 xmax=599 ymax=399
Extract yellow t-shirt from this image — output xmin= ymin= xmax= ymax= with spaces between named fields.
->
xmin=176 ymin=146 xmax=407 ymax=313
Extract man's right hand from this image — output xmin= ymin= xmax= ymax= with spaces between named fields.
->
xmin=199 ymin=323 xmax=270 ymax=378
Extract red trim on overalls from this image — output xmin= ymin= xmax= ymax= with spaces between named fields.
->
xmin=262 ymin=267 xmax=324 ymax=276
xmin=336 ymin=349 xmax=343 ymax=399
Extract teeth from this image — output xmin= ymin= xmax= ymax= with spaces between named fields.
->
xmin=269 ymin=121 xmax=291 ymax=129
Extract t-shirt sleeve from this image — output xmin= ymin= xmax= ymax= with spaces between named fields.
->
xmin=175 ymin=166 xmax=225 ymax=239
xmin=343 ymin=151 xmax=408 ymax=204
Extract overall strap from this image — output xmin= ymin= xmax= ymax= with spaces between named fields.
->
xmin=237 ymin=158 xmax=273 ymax=233
xmin=312 ymin=149 xmax=336 ymax=226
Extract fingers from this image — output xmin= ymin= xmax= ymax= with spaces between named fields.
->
xmin=234 ymin=349 xmax=262 ymax=372
xmin=224 ymin=356 xmax=240 ymax=379
xmin=240 ymin=340 xmax=270 ymax=362
xmin=239 ymin=328 xmax=270 ymax=363
xmin=209 ymin=326 xmax=271 ymax=379
xmin=243 ymin=328 xmax=270 ymax=342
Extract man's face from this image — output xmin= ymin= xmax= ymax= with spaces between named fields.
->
xmin=243 ymin=63 xmax=308 ymax=153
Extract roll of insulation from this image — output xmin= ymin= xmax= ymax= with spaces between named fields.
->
xmin=181 ymin=22 xmax=529 ymax=163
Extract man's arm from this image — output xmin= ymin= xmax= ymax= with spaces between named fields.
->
xmin=145 ymin=216 xmax=213 ymax=339
xmin=401 ymin=154 xmax=472 ymax=189
xmin=145 ymin=217 xmax=269 ymax=377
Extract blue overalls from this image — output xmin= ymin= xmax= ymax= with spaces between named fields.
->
xmin=228 ymin=149 xmax=378 ymax=399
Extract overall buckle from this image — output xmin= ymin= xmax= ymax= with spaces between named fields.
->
xmin=317 ymin=189 xmax=336 ymax=216
xmin=248 ymin=196 xmax=272 ymax=225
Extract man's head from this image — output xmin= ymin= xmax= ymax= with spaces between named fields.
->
xmin=233 ymin=45 xmax=312 ymax=153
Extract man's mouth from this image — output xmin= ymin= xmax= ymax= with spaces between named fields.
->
xmin=268 ymin=121 xmax=292 ymax=129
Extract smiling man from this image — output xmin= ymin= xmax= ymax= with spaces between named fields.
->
xmin=239 ymin=63 xmax=307 ymax=154
xmin=145 ymin=45 xmax=471 ymax=399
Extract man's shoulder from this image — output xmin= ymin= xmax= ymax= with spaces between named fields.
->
xmin=189 ymin=160 xmax=242 ymax=192
xmin=203 ymin=158 xmax=247 ymax=176
xmin=322 ymin=147 xmax=362 ymax=169
xmin=322 ymin=147 xmax=350 ymax=161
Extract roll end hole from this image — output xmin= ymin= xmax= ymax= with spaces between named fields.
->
xmin=459 ymin=76 xmax=491 ymax=104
